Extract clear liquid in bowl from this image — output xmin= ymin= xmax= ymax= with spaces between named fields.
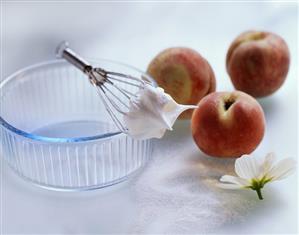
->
xmin=32 ymin=120 xmax=116 ymax=138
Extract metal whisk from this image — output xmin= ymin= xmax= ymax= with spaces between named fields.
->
xmin=56 ymin=41 xmax=153 ymax=133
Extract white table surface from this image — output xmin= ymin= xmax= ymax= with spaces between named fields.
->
xmin=1 ymin=2 xmax=298 ymax=234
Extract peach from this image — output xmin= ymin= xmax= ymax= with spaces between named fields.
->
xmin=226 ymin=30 xmax=290 ymax=97
xmin=191 ymin=91 xmax=265 ymax=158
xmin=147 ymin=47 xmax=216 ymax=119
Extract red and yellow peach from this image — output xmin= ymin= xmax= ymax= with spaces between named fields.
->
xmin=147 ymin=47 xmax=216 ymax=119
xmin=191 ymin=91 xmax=265 ymax=158
xmin=226 ymin=31 xmax=290 ymax=97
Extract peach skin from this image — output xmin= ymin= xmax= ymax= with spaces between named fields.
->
xmin=191 ymin=91 xmax=265 ymax=158
xmin=147 ymin=47 xmax=216 ymax=119
xmin=226 ymin=30 xmax=290 ymax=97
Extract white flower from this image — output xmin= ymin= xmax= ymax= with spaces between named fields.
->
xmin=218 ymin=153 xmax=296 ymax=200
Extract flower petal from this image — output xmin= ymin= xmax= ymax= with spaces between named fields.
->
xmin=220 ymin=175 xmax=249 ymax=186
xmin=217 ymin=183 xmax=243 ymax=189
xmin=262 ymin=152 xmax=276 ymax=172
xmin=267 ymin=158 xmax=297 ymax=181
xmin=235 ymin=154 xmax=260 ymax=179
xmin=258 ymin=152 xmax=276 ymax=178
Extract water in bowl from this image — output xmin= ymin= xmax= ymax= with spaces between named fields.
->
xmin=32 ymin=120 xmax=117 ymax=138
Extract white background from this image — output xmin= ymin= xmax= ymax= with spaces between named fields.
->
xmin=1 ymin=1 xmax=298 ymax=234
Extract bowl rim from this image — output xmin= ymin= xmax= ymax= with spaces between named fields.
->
xmin=0 ymin=59 xmax=156 ymax=143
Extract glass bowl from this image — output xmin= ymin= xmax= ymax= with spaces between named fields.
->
xmin=0 ymin=59 xmax=154 ymax=191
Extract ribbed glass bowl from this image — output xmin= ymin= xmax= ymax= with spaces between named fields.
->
xmin=0 ymin=59 xmax=154 ymax=191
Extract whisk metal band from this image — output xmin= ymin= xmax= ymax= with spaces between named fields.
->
xmin=56 ymin=41 xmax=92 ymax=74
xmin=62 ymin=48 xmax=92 ymax=74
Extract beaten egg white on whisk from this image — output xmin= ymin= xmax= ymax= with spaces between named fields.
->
xmin=124 ymin=84 xmax=197 ymax=139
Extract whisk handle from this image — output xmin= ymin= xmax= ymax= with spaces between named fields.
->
xmin=56 ymin=41 xmax=92 ymax=74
